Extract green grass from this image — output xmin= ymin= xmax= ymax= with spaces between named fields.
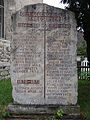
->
xmin=0 ymin=80 xmax=90 ymax=120
xmin=78 ymin=80 xmax=90 ymax=120
xmin=0 ymin=79 xmax=13 ymax=118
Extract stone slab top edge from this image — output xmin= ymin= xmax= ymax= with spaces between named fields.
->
xmin=11 ymin=103 xmax=80 ymax=107
xmin=11 ymin=3 xmax=74 ymax=17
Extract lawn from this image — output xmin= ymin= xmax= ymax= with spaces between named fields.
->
xmin=0 ymin=79 xmax=12 ymax=118
xmin=78 ymin=80 xmax=90 ymax=120
xmin=0 ymin=79 xmax=90 ymax=120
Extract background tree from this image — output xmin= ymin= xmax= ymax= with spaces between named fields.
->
xmin=77 ymin=31 xmax=87 ymax=57
xmin=61 ymin=0 xmax=90 ymax=66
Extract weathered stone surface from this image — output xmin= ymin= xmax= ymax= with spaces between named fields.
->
xmin=11 ymin=3 xmax=77 ymax=105
xmin=8 ymin=104 xmax=80 ymax=115
xmin=4 ymin=0 xmax=43 ymax=40
xmin=14 ymin=0 xmax=43 ymax=11
xmin=0 ymin=39 xmax=10 ymax=80
xmin=0 ymin=39 xmax=10 ymax=63
xmin=7 ymin=104 xmax=81 ymax=120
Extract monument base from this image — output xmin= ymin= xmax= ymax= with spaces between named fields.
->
xmin=6 ymin=104 xmax=82 ymax=120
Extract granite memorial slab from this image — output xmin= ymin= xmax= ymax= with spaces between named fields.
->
xmin=11 ymin=3 xmax=78 ymax=105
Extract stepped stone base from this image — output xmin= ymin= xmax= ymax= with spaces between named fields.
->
xmin=5 ymin=104 xmax=83 ymax=120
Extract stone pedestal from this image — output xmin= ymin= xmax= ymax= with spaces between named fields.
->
xmin=7 ymin=104 xmax=81 ymax=120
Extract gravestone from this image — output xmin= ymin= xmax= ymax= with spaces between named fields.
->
xmin=8 ymin=3 xmax=80 ymax=120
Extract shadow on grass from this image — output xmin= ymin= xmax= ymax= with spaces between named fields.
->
xmin=78 ymin=80 xmax=90 ymax=120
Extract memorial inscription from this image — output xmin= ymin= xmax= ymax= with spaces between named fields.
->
xmin=11 ymin=4 xmax=77 ymax=105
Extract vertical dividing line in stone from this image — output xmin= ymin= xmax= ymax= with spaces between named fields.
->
xmin=44 ymin=4 xmax=46 ymax=99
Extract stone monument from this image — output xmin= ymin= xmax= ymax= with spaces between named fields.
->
xmin=8 ymin=2 xmax=80 ymax=120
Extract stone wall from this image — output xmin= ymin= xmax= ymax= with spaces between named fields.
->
xmin=4 ymin=0 xmax=13 ymax=40
xmin=0 ymin=39 xmax=10 ymax=80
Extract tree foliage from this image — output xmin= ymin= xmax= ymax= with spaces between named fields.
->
xmin=77 ymin=40 xmax=87 ymax=56
xmin=61 ymin=0 xmax=90 ymax=65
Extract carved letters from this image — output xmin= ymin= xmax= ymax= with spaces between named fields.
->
xmin=11 ymin=4 xmax=77 ymax=105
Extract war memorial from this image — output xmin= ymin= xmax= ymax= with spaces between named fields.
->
xmin=7 ymin=1 xmax=80 ymax=119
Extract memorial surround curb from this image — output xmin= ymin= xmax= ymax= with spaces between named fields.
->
xmin=7 ymin=104 xmax=81 ymax=120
